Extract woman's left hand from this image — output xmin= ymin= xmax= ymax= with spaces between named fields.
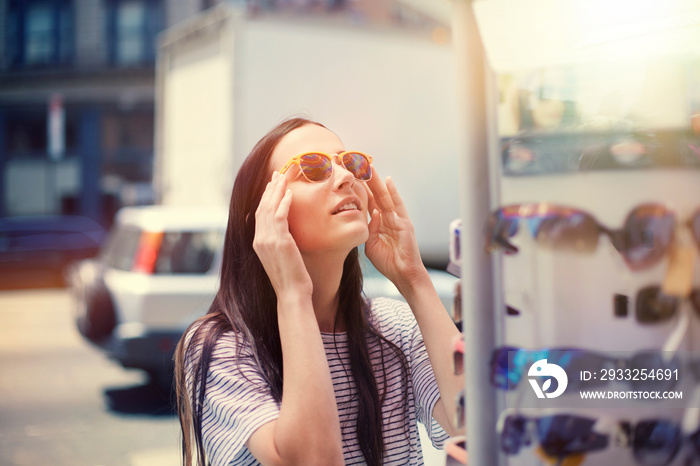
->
xmin=367 ymin=171 xmax=464 ymax=437
xmin=364 ymin=170 xmax=428 ymax=294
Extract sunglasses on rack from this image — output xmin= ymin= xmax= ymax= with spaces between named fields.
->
xmin=617 ymin=419 xmax=688 ymax=465
xmin=279 ymin=151 xmax=373 ymax=182
xmin=636 ymin=285 xmax=700 ymax=324
xmin=499 ymin=413 xmax=608 ymax=457
xmin=499 ymin=412 xmax=700 ymax=465
xmin=490 ymin=346 xmax=680 ymax=392
xmin=485 ymin=203 xmax=700 ymax=271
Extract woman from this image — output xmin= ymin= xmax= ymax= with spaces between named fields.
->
xmin=175 ymin=117 xmax=463 ymax=466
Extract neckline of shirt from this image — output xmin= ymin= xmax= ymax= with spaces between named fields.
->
xmin=320 ymin=331 xmax=349 ymax=340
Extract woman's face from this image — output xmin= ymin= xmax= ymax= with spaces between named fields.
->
xmin=268 ymin=124 xmax=370 ymax=255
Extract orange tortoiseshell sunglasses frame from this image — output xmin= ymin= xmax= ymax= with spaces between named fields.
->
xmin=279 ymin=151 xmax=374 ymax=182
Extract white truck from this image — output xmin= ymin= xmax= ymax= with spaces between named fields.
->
xmin=153 ymin=3 xmax=460 ymax=266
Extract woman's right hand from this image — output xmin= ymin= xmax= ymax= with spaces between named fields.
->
xmin=249 ymin=172 xmax=343 ymax=466
xmin=253 ymin=171 xmax=313 ymax=300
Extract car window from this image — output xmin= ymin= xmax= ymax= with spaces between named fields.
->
xmin=102 ymin=226 xmax=142 ymax=271
xmin=153 ymin=230 xmax=222 ymax=274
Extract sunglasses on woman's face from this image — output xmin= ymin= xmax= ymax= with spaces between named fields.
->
xmin=490 ymin=346 xmax=680 ymax=392
xmin=485 ymin=203 xmax=700 ymax=271
xmin=279 ymin=151 xmax=373 ymax=182
xmin=636 ymin=285 xmax=700 ymax=324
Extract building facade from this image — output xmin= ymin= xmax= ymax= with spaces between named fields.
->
xmin=0 ymin=0 xmax=203 ymax=223
xmin=0 ymin=0 xmax=445 ymax=223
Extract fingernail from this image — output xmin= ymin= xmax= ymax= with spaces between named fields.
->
xmin=273 ymin=171 xmax=278 ymax=179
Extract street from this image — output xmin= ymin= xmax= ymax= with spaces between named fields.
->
xmin=0 ymin=289 xmax=180 ymax=466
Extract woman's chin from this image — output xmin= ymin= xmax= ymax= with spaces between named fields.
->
xmin=296 ymin=226 xmax=369 ymax=255
xmin=352 ymin=226 xmax=370 ymax=246
xmin=338 ymin=227 xmax=370 ymax=253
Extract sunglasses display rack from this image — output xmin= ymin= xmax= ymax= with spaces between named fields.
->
xmin=487 ymin=175 xmax=700 ymax=466
xmin=450 ymin=3 xmax=700 ymax=466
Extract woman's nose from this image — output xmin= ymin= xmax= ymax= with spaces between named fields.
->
xmin=331 ymin=156 xmax=355 ymax=188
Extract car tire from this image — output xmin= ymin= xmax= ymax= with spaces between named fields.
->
xmin=76 ymin=278 xmax=116 ymax=343
xmin=148 ymin=368 xmax=175 ymax=395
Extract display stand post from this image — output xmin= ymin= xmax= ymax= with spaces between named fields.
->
xmin=452 ymin=1 xmax=500 ymax=465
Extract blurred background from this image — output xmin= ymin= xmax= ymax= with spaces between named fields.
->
xmin=0 ymin=1 xmax=454 ymax=465
xmin=3 ymin=0 xmax=700 ymax=465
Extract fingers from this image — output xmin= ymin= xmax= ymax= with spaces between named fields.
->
xmin=256 ymin=172 xmax=293 ymax=241
xmin=257 ymin=172 xmax=276 ymax=214
xmin=368 ymin=208 xmax=381 ymax=236
xmin=385 ymin=176 xmax=409 ymax=218
xmin=258 ymin=172 xmax=286 ymax=214
xmin=367 ymin=169 xmax=409 ymax=220
xmin=274 ymin=189 xmax=293 ymax=237
xmin=364 ymin=184 xmax=380 ymax=217
xmin=268 ymin=172 xmax=287 ymax=212
xmin=365 ymin=173 xmax=411 ymax=231
xmin=367 ymin=167 xmax=395 ymax=213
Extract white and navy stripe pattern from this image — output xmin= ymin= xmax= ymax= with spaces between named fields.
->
xmin=188 ymin=297 xmax=448 ymax=465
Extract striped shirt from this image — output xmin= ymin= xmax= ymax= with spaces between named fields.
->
xmin=192 ymin=297 xmax=448 ymax=465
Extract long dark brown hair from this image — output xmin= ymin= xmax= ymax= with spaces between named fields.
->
xmin=174 ymin=117 xmax=410 ymax=466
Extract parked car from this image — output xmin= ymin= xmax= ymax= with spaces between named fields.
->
xmin=68 ymin=205 xmax=459 ymax=390
xmin=0 ymin=215 xmax=107 ymax=289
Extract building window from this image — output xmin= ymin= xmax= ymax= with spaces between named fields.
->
xmin=6 ymin=0 xmax=74 ymax=67
xmin=26 ymin=3 xmax=53 ymax=63
xmin=107 ymin=0 xmax=162 ymax=66
xmin=116 ymin=1 xmax=146 ymax=64
xmin=102 ymin=108 xmax=154 ymax=181
xmin=5 ymin=108 xmax=77 ymax=159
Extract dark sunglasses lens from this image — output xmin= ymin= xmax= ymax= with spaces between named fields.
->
xmin=623 ymin=204 xmax=674 ymax=270
xmin=636 ymin=285 xmax=679 ymax=324
xmin=299 ymin=153 xmax=332 ymax=181
xmin=485 ymin=209 xmax=519 ymax=254
xmin=690 ymin=430 xmax=700 ymax=456
xmin=633 ymin=420 xmax=681 ymax=465
xmin=491 ymin=347 xmax=523 ymax=390
xmin=537 ymin=415 xmax=608 ymax=457
xmin=341 ymin=152 xmax=372 ymax=181
xmin=501 ymin=415 xmax=528 ymax=455
xmin=529 ymin=209 xmax=599 ymax=253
